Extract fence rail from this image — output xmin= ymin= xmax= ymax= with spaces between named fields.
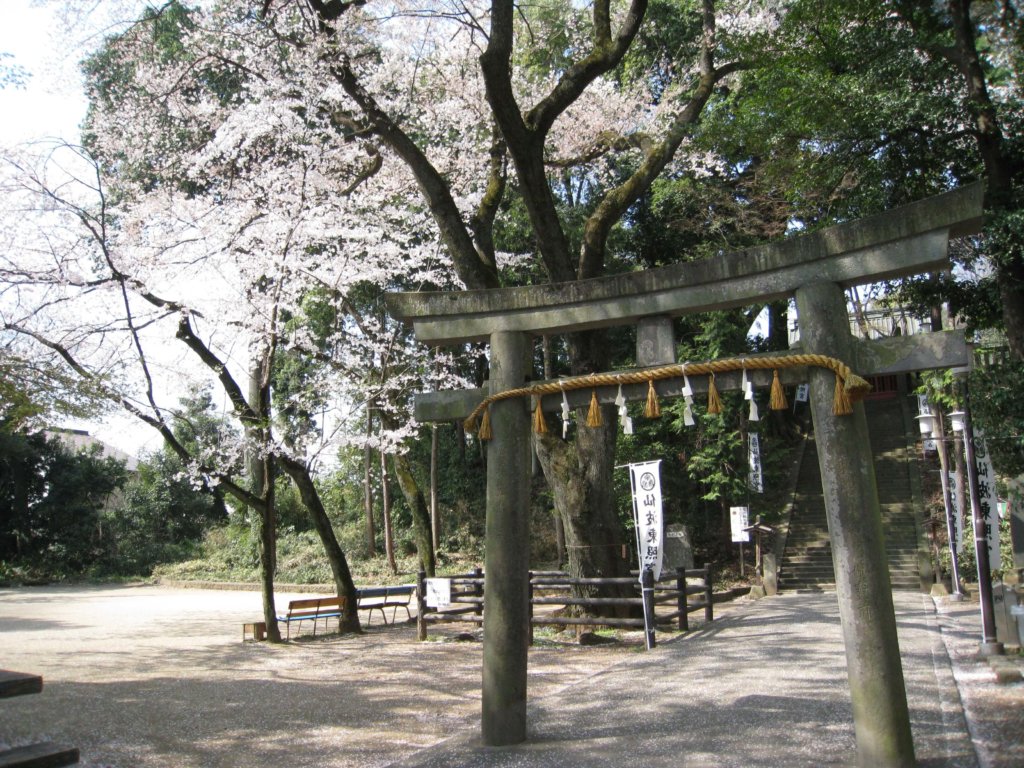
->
xmin=415 ymin=566 xmax=714 ymax=646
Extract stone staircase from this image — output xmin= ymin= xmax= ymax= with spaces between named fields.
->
xmin=780 ymin=395 xmax=926 ymax=592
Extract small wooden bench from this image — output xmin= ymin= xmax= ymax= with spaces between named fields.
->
xmin=0 ymin=670 xmax=42 ymax=699
xmin=277 ymin=596 xmax=346 ymax=640
xmin=357 ymin=585 xmax=415 ymax=626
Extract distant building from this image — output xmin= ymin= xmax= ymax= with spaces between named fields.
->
xmin=44 ymin=428 xmax=139 ymax=472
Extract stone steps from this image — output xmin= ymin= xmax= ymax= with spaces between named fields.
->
xmin=780 ymin=396 xmax=925 ymax=592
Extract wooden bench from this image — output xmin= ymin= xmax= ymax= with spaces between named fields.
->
xmin=357 ymin=585 xmax=415 ymax=626
xmin=276 ymin=596 xmax=346 ymax=640
xmin=0 ymin=670 xmax=79 ymax=767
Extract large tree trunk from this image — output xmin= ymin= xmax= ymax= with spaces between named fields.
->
xmin=391 ymin=452 xmax=437 ymax=577
xmin=247 ymin=367 xmax=281 ymax=643
xmin=255 ymin=455 xmax=280 ymax=642
xmin=363 ymin=410 xmax=376 ymax=556
xmin=534 ymin=405 xmax=631 ymax=615
xmin=381 ymin=448 xmax=397 ymax=574
xmin=279 ymin=456 xmax=361 ymax=632
xmin=532 ymin=327 xmax=631 ymax=613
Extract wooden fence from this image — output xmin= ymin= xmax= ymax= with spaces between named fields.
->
xmin=415 ymin=566 xmax=714 ymax=645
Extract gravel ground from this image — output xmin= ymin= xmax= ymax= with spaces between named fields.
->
xmin=0 ymin=583 xmax=626 ymax=767
xmin=931 ymin=594 xmax=1024 ymax=768
xmin=0 ymin=584 xmax=1020 ymax=767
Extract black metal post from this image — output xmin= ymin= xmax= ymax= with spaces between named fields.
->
xmin=677 ymin=567 xmax=689 ymax=631
xmin=957 ymin=375 xmax=1005 ymax=656
xmin=641 ymin=567 xmax=656 ymax=650
xmin=704 ymin=563 xmax=714 ymax=624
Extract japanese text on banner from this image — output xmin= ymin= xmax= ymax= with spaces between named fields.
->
xmin=730 ymin=506 xmax=750 ymax=543
xmin=748 ymin=433 xmax=763 ymax=493
xmin=947 ymin=472 xmax=965 ymax=552
xmin=628 ymin=460 xmax=664 ymax=581
xmin=973 ymin=431 xmax=1001 ymax=571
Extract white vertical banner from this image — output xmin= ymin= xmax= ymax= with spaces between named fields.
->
xmin=973 ymin=432 xmax=1001 ymax=571
xmin=730 ymin=506 xmax=750 ymax=543
xmin=795 ymin=384 xmax=810 ymax=403
xmin=748 ymin=433 xmax=763 ymax=493
xmin=629 ymin=460 xmax=664 ymax=581
xmin=948 ymin=472 xmax=965 ymax=552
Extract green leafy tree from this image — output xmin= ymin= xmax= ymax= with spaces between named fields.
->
xmin=0 ymin=432 xmax=127 ymax=577
xmin=104 ymin=387 xmax=233 ymax=575
xmin=696 ymin=0 xmax=1022 ymax=351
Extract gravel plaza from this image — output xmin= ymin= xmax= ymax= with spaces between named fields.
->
xmin=0 ymin=583 xmax=1021 ymax=767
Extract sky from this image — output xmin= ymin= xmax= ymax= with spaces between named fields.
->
xmin=1 ymin=0 xmax=168 ymax=457
xmin=0 ymin=0 xmax=89 ymax=145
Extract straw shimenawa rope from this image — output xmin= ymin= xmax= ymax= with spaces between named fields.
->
xmin=464 ymin=353 xmax=871 ymax=439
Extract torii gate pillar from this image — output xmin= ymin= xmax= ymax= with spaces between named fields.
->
xmin=795 ymin=282 xmax=915 ymax=768
xmin=481 ymin=331 xmax=532 ymax=745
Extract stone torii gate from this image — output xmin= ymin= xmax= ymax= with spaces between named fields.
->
xmin=386 ymin=182 xmax=984 ymax=768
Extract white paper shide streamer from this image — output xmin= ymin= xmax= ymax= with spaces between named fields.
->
xmin=743 ymin=367 xmax=759 ymax=421
xmin=682 ymin=367 xmax=696 ymax=427
xmin=560 ymin=384 xmax=571 ymax=439
xmin=615 ymin=384 xmax=633 ymax=435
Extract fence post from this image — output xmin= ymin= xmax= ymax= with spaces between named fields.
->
xmin=472 ymin=566 xmax=484 ymax=617
xmin=677 ymin=566 xmax=688 ymax=631
xmin=528 ymin=571 xmax=534 ymax=646
xmin=416 ymin=569 xmax=427 ymax=641
xmin=704 ymin=563 xmax=714 ymax=624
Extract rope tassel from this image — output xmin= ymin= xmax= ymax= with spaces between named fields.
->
xmin=843 ymin=371 xmax=872 ymax=402
xmin=533 ymin=398 xmax=549 ymax=435
xmin=770 ymin=370 xmax=788 ymax=410
xmin=586 ymin=390 xmax=603 ymax=427
xmin=833 ymin=376 xmax=853 ymax=416
xmin=478 ymin=407 xmax=493 ymax=440
xmin=644 ymin=380 xmax=661 ymax=418
xmin=707 ymin=375 xmax=723 ymax=414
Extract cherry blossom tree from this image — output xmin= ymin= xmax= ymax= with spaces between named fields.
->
xmin=238 ymin=0 xmax=776 ymax=594
xmin=4 ymin=0 xmax=780 ymax=618
xmin=0 ymin=1 xmax=466 ymax=632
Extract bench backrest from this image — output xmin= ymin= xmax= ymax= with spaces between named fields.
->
xmin=358 ymin=585 xmax=415 ymax=601
xmin=286 ymin=596 xmax=345 ymax=619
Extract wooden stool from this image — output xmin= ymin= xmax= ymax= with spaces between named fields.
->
xmin=242 ymin=622 xmax=266 ymax=642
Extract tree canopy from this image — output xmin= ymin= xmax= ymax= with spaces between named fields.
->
xmin=1 ymin=0 xmax=1021 ymax=588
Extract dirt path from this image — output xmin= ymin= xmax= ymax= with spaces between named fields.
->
xmin=0 ymin=584 xmax=632 ymax=768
